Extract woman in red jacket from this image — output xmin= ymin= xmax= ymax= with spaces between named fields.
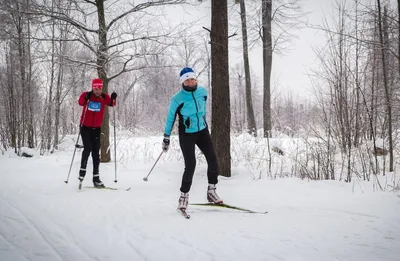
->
xmin=78 ymin=78 xmax=117 ymax=187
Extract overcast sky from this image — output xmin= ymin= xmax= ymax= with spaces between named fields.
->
xmin=179 ymin=0 xmax=329 ymax=100
xmin=164 ymin=0 xmax=396 ymax=101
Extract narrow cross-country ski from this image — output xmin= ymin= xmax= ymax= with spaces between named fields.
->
xmin=78 ymin=185 xmax=131 ymax=191
xmin=190 ymin=203 xmax=268 ymax=214
xmin=84 ymin=185 xmax=118 ymax=190
xmin=177 ymin=208 xmax=190 ymax=219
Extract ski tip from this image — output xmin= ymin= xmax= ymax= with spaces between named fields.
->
xmin=177 ymin=209 xmax=191 ymax=219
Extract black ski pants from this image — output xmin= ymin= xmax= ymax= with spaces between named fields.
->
xmin=80 ymin=126 xmax=101 ymax=177
xmin=179 ymin=128 xmax=219 ymax=193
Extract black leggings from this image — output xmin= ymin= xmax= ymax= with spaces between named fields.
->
xmin=80 ymin=126 xmax=101 ymax=175
xmin=179 ymin=128 xmax=219 ymax=193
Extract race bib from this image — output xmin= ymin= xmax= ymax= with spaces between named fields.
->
xmin=88 ymin=101 xmax=101 ymax=112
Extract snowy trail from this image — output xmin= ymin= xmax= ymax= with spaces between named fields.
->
xmin=1 ymin=153 xmax=400 ymax=261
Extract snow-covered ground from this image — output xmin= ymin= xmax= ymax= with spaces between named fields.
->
xmin=0 ymin=134 xmax=399 ymax=261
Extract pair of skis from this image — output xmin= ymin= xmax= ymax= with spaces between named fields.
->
xmin=178 ymin=203 xmax=268 ymax=219
xmin=76 ymin=183 xmax=267 ymax=218
xmin=78 ymin=181 xmax=131 ymax=191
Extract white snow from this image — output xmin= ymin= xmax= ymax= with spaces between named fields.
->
xmin=0 ymin=134 xmax=399 ymax=261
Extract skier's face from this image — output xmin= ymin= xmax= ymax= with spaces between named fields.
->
xmin=183 ymin=78 xmax=197 ymax=87
xmin=92 ymin=87 xmax=102 ymax=97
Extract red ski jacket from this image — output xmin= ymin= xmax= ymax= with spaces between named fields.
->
xmin=78 ymin=92 xmax=116 ymax=128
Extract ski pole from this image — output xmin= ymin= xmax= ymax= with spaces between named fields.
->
xmin=65 ymin=102 xmax=88 ymax=183
xmin=143 ymin=151 xmax=164 ymax=182
xmin=113 ymin=107 xmax=117 ymax=183
xmin=65 ymin=131 xmax=81 ymax=183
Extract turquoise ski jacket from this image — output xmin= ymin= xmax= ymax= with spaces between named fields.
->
xmin=164 ymin=86 xmax=208 ymax=136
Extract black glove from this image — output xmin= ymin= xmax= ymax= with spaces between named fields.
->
xmin=111 ymin=92 xmax=117 ymax=100
xmin=162 ymin=137 xmax=170 ymax=152
xmin=85 ymin=91 xmax=92 ymax=101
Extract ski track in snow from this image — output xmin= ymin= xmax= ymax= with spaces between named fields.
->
xmin=1 ymin=198 xmax=66 ymax=261
xmin=0 ymin=227 xmax=30 ymax=261
xmin=0 ymin=192 xmax=99 ymax=261
xmin=1 ymin=152 xmax=400 ymax=261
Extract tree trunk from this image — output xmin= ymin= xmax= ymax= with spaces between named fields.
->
xmin=398 ymin=0 xmax=400 ymax=78
xmin=53 ymin=38 xmax=64 ymax=151
xmin=239 ymin=0 xmax=257 ymax=136
xmin=96 ymin=0 xmax=111 ymax=162
xmin=354 ymin=0 xmax=360 ymax=147
xmin=5 ymin=46 xmax=17 ymax=151
xmin=211 ymin=0 xmax=231 ymax=177
xmin=262 ymin=0 xmax=272 ymax=138
xmin=26 ymin=5 xmax=34 ymax=148
xmin=377 ymin=0 xmax=394 ymax=171
xmin=46 ymin=0 xmax=55 ymax=151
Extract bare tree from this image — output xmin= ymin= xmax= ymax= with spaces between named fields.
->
xmin=262 ymin=0 xmax=272 ymax=138
xmin=376 ymin=0 xmax=394 ymax=171
xmin=25 ymin=0 xmax=186 ymax=161
xmin=0 ymin=0 xmax=39 ymax=153
xmin=239 ymin=0 xmax=257 ymax=136
xmin=397 ymin=0 xmax=400 ymax=77
xmin=236 ymin=0 xmax=304 ymax=138
xmin=211 ymin=0 xmax=231 ymax=177
xmin=308 ymin=0 xmax=398 ymax=183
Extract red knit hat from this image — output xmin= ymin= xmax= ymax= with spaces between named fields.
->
xmin=92 ymin=78 xmax=103 ymax=89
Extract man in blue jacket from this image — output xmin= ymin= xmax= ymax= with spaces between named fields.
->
xmin=162 ymin=67 xmax=223 ymax=210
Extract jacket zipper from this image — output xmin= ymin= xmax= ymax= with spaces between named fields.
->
xmin=191 ymin=92 xmax=200 ymax=132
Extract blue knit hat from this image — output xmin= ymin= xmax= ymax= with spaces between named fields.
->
xmin=179 ymin=67 xmax=196 ymax=84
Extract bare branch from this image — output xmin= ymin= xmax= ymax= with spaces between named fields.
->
xmin=107 ymin=0 xmax=186 ymax=31
xmin=202 ymin=26 xmax=211 ymax=33
xmin=80 ymin=0 xmax=96 ymax=6
xmin=22 ymin=6 xmax=99 ymax=34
